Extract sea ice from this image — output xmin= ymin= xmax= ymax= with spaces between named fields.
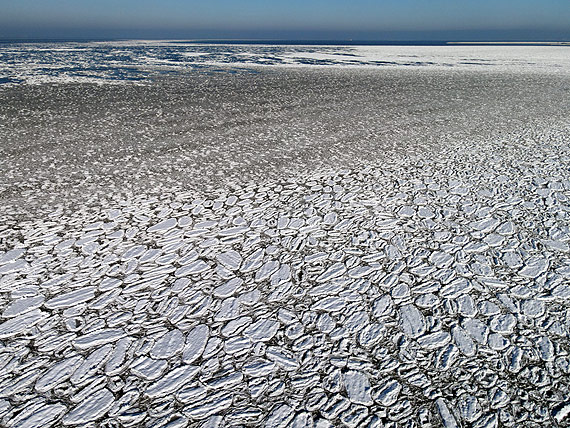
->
xmin=1 ymin=49 xmax=569 ymax=426
xmin=62 ymin=388 xmax=114 ymax=425
xmin=343 ymin=371 xmax=372 ymax=405
xmin=399 ymin=304 xmax=426 ymax=338
xmin=145 ymin=365 xmax=200 ymax=398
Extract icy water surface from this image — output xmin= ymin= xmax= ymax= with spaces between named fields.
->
xmin=1 ymin=45 xmax=570 ymax=427
xmin=0 ymin=40 xmax=569 ymax=85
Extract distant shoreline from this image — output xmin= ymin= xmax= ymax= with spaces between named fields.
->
xmin=447 ymin=41 xmax=570 ymax=46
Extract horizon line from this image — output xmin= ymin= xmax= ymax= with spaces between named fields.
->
xmin=1 ymin=37 xmax=569 ymax=45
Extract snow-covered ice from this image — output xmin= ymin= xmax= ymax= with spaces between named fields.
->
xmin=1 ymin=43 xmax=570 ymax=427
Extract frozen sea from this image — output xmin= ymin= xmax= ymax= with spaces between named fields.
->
xmin=1 ymin=41 xmax=570 ymax=427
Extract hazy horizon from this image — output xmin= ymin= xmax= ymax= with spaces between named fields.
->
xmin=1 ymin=0 xmax=569 ymax=41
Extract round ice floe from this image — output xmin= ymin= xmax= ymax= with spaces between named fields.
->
xmin=0 ymin=248 xmax=26 ymax=265
xmin=1 ymin=296 xmax=45 ymax=318
xmin=175 ymin=260 xmax=209 ymax=277
xmin=35 ymin=356 xmax=84 ymax=393
xmin=176 ymin=383 xmax=207 ymax=404
xmin=145 ymin=365 xmax=200 ymax=398
xmin=44 ymin=287 xmax=96 ymax=310
xmin=417 ymin=331 xmax=451 ymax=350
xmin=244 ymin=318 xmax=280 ymax=342
xmin=343 ymin=371 xmax=372 ymax=406
xmin=241 ymin=248 xmax=264 ymax=273
xmin=345 ymin=311 xmax=369 ymax=334
xmin=131 ymin=356 xmax=168 ymax=380
xmin=255 ymin=260 xmax=280 ymax=282
xmin=264 ymin=404 xmax=294 ymax=428
xmin=372 ymin=295 xmax=393 ymax=318
xmin=372 ymin=378 xmax=401 ymax=407
xmin=462 ymin=318 xmax=489 ymax=345
xmin=429 ymin=251 xmax=454 ymax=268
xmin=150 ymin=329 xmax=185 ymax=359
xmin=121 ymin=245 xmax=146 ymax=261
xmin=451 ymin=325 xmax=477 ymax=356
xmin=316 ymin=262 xmax=346 ymax=283
xmin=519 ymin=257 xmax=549 ymax=278
xmin=148 ymin=217 xmax=177 ymax=233
xmin=552 ymin=282 xmax=570 ymax=299
xmin=62 ymin=388 xmax=114 ymax=425
xmin=70 ymin=344 xmax=114 ymax=385
xmin=10 ymin=402 xmax=67 ymax=428
xmin=73 ymin=328 xmax=125 ymax=349
xmin=488 ymin=333 xmax=510 ymax=351
xmin=215 ymin=297 xmax=241 ymax=321
xmin=399 ymin=304 xmax=426 ymax=338
xmin=224 ymin=336 xmax=251 ymax=355
xmin=213 ymin=278 xmax=242 ymax=298
xmin=489 ymin=313 xmax=516 ymax=334
xmin=0 ymin=309 xmax=47 ymax=339
xmin=435 ymin=398 xmax=458 ymax=428
xmin=182 ymin=325 xmax=209 ymax=363
xmin=216 ymin=250 xmax=243 ymax=271
xmin=243 ymin=359 xmax=276 ymax=378
xmin=521 ymin=299 xmax=545 ymax=318
xmin=457 ymin=394 xmax=481 ymax=422
xmin=536 ymin=336 xmax=555 ymax=361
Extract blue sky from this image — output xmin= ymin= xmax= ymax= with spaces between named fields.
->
xmin=1 ymin=0 xmax=569 ymax=40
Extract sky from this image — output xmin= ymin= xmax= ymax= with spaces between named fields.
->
xmin=1 ymin=0 xmax=569 ymax=41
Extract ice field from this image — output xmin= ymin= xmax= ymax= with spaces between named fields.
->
xmin=1 ymin=42 xmax=570 ymax=427
xmin=1 ymin=41 xmax=569 ymax=86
